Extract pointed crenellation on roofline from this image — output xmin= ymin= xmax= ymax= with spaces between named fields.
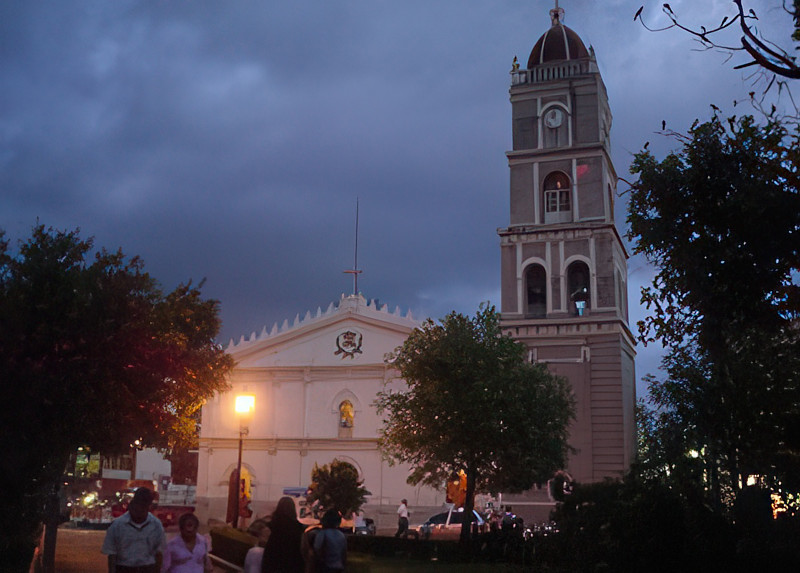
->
xmin=225 ymin=293 xmax=419 ymax=350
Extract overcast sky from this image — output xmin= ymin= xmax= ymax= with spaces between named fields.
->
xmin=2 ymin=1 xmax=793 ymax=396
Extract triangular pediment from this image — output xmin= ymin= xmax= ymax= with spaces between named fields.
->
xmin=227 ymin=295 xmax=418 ymax=369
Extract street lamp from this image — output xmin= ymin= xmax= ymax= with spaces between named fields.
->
xmin=232 ymin=393 xmax=255 ymax=529
xmin=571 ymin=287 xmax=588 ymax=316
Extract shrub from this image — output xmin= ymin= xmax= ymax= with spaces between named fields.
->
xmin=540 ymin=478 xmax=738 ymax=572
xmin=209 ymin=526 xmax=257 ymax=566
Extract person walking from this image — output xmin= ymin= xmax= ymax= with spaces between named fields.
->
xmin=394 ymin=499 xmax=410 ymax=539
xmin=261 ymin=497 xmax=305 ymax=573
xmin=312 ymin=510 xmax=346 ymax=573
xmin=243 ymin=519 xmax=270 ymax=573
xmin=101 ymin=487 xmax=166 ymax=573
xmin=161 ymin=513 xmax=212 ymax=572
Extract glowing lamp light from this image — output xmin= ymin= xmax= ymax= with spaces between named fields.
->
xmin=231 ymin=392 xmax=255 ymax=530
xmin=235 ymin=394 xmax=255 ymax=415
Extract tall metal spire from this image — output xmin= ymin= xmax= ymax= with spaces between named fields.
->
xmin=343 ymin=198 xmax=362 ymax=295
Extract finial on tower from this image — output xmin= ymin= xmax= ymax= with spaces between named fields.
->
xmin=550 ymin=0 xmax=565 ymax=26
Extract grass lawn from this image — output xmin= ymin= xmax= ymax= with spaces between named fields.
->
xmin=348 ymin=552 xmax=536 ymax=572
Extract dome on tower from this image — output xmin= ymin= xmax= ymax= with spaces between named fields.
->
xmin=527 ymin=6 xmax=589 ymax=67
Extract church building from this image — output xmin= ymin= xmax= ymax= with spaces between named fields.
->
xmin=195 ymin=295 xmax=446 ymax=529
xmin=498 ymin=3 xmax=636 ymax=491
xmin=196 ymin=3 xmax=635 ymax=528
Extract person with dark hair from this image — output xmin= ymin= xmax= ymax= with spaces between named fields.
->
xmin=161 ymin=512 xmax=212 ymax=572
xmin=261 ymin=497 xmax=305 ymax=573
xmin=244 ymin=518 xmax=271 ymax=573
xmin=312 ymin=510 xmax=346 ymax=573
xmin=102 ymin=487 xmax=166 ymax=573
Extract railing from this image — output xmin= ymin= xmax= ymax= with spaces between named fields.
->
xmin=209 ymin=553 xmax=244 ymax=572
xmin=160 ymin=485 xmax=196 ymax=505
xmin=511 ymin=59 xmax=593 ymax=85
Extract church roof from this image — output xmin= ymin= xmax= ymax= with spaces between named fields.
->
xmin=527 ymin=6 xmax=589 ymax=67
xmin=225 ymin=293 xmax=418 ymax=353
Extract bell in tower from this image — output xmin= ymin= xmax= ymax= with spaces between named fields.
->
xmin=498 ymin=3 xmax=636 ymax=497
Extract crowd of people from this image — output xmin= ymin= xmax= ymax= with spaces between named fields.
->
xmin=100 ymin=489 xmax=347 ymax=573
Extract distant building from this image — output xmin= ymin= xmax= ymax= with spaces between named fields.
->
xmin=195 ymin=295 xmax=445 ymax=528
xmin=497 ymin=4 xmax=636 ymax=517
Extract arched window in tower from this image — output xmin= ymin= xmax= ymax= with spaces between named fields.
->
xmin=567 ymin=261 xmax=591 ymax=316
xmin=525 ymin=264 xmax=548 ymax=317
xmin=338 ymin=400 xmax=354 ymax=438
xmin=543 ymin=171 xmax=572 ymax=224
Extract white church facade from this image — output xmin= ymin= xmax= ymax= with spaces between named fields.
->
xmin=195 ymin=295 xmax=446 ymax=529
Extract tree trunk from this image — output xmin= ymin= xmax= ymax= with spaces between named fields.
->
xmin=41 ymin=486 xmax=60 ymax=573
xmin=460 ymin=465 xmax=477 ymax=546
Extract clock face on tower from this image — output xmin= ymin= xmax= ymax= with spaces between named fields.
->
xmin=544 ymin=108 xmax=564 ymax=129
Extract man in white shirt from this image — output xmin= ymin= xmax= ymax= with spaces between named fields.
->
xmin=101 ymin=487 xmax=166 ymax=573
xmin=394 ymin=499 xmax=410 ymax=538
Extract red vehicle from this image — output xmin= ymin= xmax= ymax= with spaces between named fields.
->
xmin=70 ymin=479 xmax=193 ymax=529
xmin=111 ymin=485 xmax=194 ymax=528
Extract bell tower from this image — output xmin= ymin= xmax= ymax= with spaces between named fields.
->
xmin=499 ymin=4 xmax=636 ymax=485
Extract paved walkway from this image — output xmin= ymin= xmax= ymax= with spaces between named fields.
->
xmin=54 ymin=525 xmax=229 ymax=572
xmin=54 ymin=529 xmax=107 ymax=572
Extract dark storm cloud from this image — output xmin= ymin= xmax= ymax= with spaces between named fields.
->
xmin=2 ymin=1 xmax=793 ymax=391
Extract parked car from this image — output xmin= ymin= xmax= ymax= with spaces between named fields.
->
xmin=351 ymin=516 xmax=376 ymax=536
xmin=417 ymin=508 xmax=486 ymax=539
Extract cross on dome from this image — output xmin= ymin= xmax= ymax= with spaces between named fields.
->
xmin=550 ymin=0 xmax=565 ymax=26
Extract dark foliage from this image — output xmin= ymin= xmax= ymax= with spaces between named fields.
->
xmin=542 ymin=478 xmax=735 ymax=572
xmin=0 ymin=225 xmax=233 ymax=568
xmin=627 ymin=114 xmax=800 ymax=502
xmin=376 ymin=304 xmax=574 ymax=543
xmin=306 ymin=459 xmax=370 ymax=516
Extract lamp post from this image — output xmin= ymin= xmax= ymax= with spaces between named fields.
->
xmin=232 ymin=393 xmax=255 ymax=529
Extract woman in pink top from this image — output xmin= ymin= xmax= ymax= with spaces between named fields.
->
xmin=162 ymin=513 xmax=212 ymax=573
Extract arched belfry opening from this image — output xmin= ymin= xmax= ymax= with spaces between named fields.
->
xmin=567 ymin=260 xmax=590 ymax=315
xmin=543 ymin=171 xmax=571 ymax=223
xmin=525 ymin=264 xmax=548 ymax=317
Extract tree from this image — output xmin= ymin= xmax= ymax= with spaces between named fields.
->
xmin=375 ymin=304 xmax=575 ymax=543
xmin=306 ymin=459 xmax=370 ymax=517
xmin=636 ymin=347 xmax=735 ymax=510
xmin=626 ymin=114 xmax=800 ymax=507
xmin=635 ymin=1 xmax=800 ymax=82
xmin=0 ymin=225 xmax=233 ymax=569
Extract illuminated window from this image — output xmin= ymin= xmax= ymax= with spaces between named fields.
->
xmin=339 ymin=401 xmax=354 ymax=428
xmin=544 ymin=172 xmax=570 ymax=211
xmin=543 ymin=172 xmax=572 ymax=223
xmin=338 ymin=400 xmax=354 ymax=438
